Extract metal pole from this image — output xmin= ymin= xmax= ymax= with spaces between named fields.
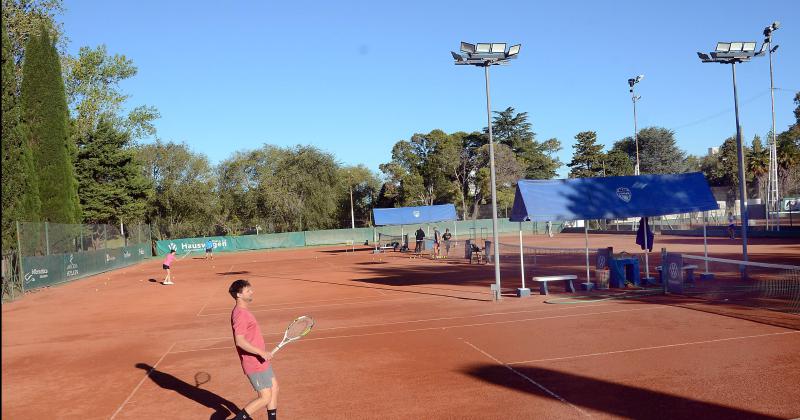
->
xmin=485 ymin=65 xmax=502 ymax=300
xmin=350 ymin=184 xmax=355 ymax=229
xmin=731 ymin=62 xmax=749 ymax=261
xmin=584 ymin=221 xmax=591 ymax=284
xmin=702 ymin=211 xmax=710 ymax=274
xmin=16 ymin=221 xmax=24 ymax=297
xmin=768 ymin=42 xmax=780 ymax=231
xmin=643 ymin=217 xmax=650 ymax=281
xmin=519 ymin=223 xmax=525 ymax=290
xmin=45 ymin=221 xmax=50 ymax=256
xmin=632 ymin=91 xmax=640 ymax=175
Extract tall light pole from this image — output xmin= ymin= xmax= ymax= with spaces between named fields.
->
xmin=764 ymin=21 xmax=781 ymax=231
xmin=628 ymin=75 xmax=644 ymax=175
xmin=452 ymin=42 xmax=520 ymax=301
xmin=698 ymin=41 xmax=766 ymax=262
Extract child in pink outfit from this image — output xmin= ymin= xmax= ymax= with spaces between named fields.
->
xmin=162 ymin=250 xmax=177 ymax=285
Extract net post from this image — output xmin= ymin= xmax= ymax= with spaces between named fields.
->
xmin=516 ymin=223 xmax=530 ymax=297
xmin=661 ymin=247 xmax=667 ymax=294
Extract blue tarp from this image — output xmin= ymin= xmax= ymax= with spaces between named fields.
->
xmin=373 ymin=204 xmax=457 ymax=226
xmin=510 ymin=172 xmax=719 ymax=222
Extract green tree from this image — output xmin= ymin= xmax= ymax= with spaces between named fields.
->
xmin=747 ymin=135 xmax=769 ymax=200
xmin=136 ymin=139 xmax=217 ymax=239
xmin=338 ymin=165 xmax=381 ymax=227
xmin=2 ymin=23 xmax=40 ymax=249
xmin=20 ymin=24 xmax=79 ymax=223
xmin=489 ymin=107 xmax=561 ymax=179
xmin=567 ymin=131 xmax=604 ymax=178
xmin=1 ymin=0 xmax=66 ymax=84
xmin=472 ymin=143 xmax=523 ymax=216
xmin=613 ymin=127 xmax=686 ymax=174
xmin=75 ymin=117 xmax=151 ymax=225
xmin=63 ymin=44 xmax=159 ymax=142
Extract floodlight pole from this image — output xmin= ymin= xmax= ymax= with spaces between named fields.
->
xmin=766 ymin=33 xmax=780 ymax=231
xmin=632 ymin=89 xmax=640 ymax=176
xmin=485 ymin=65 xmax=503 ymax=300
xmin=731 ymin=62 xmax=749 ymax=262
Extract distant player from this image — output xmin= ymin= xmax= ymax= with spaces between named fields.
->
xmin=162 ymin=250 xmax=176 ymax=285
xmin=433 ymin=227 xmax=441 ymax=259
xmin=442 ymin=228 xmax=452 ymax=258
xmin=205 ymin=238 xmax=215 ymax=260
xmin=727 ymin=212 xmax=735 ymax=239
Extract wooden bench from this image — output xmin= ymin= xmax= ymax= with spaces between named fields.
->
xmin=532 ymin=275 xmax=577 ymax=295
xmin=656 ymin=264 xmax=700 ymax=283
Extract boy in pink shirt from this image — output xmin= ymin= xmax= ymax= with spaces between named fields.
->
xmin=229 ymin=279 xmax=278 ymax=420
xmin=162 ymin=250 xmax=176 ymax=285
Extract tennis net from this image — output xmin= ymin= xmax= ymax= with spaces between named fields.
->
xmin=679 ymin=254 xmax=800 ymax=314
xmin=498 ymin=243 xmax=600 ymax=283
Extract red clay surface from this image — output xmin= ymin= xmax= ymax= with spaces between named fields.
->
xmin=2 ymin=233 xmax=799 ymax=419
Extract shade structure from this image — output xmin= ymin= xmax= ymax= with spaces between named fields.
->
xmin=510 ymin=172 xmax=718 ymax=222
xmin=373 ymin=204 xmax=457 ymax=226
xmin=508 ymin=172 xmax=719 ymax=293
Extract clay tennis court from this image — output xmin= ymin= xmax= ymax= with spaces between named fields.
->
xmin=3 ymin=233 xmax=799 ymax=419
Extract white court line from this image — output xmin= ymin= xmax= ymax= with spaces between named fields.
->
xmin=459 ymin=338 xmax=591 ymax=417
xmin=182 ymin=302 xmax=628 ymax=344
xmin=169 ymin=306 xmax=665 ymax=354
xmin=207 ymin=292 xmax=394 ymax=314
xmin=508 ymin=330 xmax=800 ymax=365
xmin=198 ymin=294 xmax=443 ymax=317
xmin=196 ymin=264 xmax=235 ymax=316
xmin=110 ymin=342 xmax=176 ymax=419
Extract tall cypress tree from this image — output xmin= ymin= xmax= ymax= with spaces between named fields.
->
xmin=2 ymin=24 xmax=40 ymax=250
xmin=568 ymin=131 xmax=605 ymax=178
xmin=20 ymin=24 xmax=80 ymax=224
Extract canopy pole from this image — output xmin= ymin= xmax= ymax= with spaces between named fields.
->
xmin=643 ymin=217 xmax=650 ymax=281
xmin=519 ymin=224 xmax=525 ymax=289
xmin=584 ymin=221 xmax=591 ymax=285
xmin=703 ymin=211 xmax=710 ymax=275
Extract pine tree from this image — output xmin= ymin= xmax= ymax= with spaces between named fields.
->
xmin=20 ymin=24 xmax=80 ymax=224
xmin=75 ymin=118 xmax=151 ymax=225
xmin=568 ymin=131 xmax=605 ymax=178
xmin=2 ymin=24 xmax=40 ymax=250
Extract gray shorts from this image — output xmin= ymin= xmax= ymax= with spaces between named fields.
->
xmin=247 ymin=366 xmax=275 ymax=391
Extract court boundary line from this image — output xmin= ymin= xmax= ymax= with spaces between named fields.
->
xmin=109 ymin=342 xmax=176 ymax=419
xmin=200 ymin=292 xmax=396 ymax=316
xmin=507 ymin=330 xmax=800 ymax=365
xmin=196 ymin=264 xmax=235 ymax=317
xmin=198 ymin=294 xmax=445 ymax=317
xmin=169 ymin=306 xmax=666 ymax=354
xmin=458 ymin=338 xmax=591 ymax=417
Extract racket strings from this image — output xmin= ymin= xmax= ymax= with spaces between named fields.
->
xmin=286 ymin=317 xmax=314 ymax=340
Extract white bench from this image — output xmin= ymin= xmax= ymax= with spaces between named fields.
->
xmin=532 ymin=275 xmax=577 ymax=295
xmin=656 ymin=264 xmax=700 ymax=283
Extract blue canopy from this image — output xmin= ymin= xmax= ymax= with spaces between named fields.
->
xmin=373 ymin=204 xmax=457 ymax=226
xmin=510 ymin=172 xmax=719 ymax=222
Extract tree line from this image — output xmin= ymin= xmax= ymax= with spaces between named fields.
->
xmin=2 ymin=1 xmax=799 ymax=252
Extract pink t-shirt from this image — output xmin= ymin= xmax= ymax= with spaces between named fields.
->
xmin=231 ymin=306 xmax=270 ymax=374
xmin=163 ymin=253 xmax=176 ymax=266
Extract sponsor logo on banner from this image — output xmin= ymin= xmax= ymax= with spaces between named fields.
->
xmin=66 ymin=254 xmax=79 ymax=277
xmin=138 ymin=248 xmax=146 ymax=255
xmin=413 ymin=211 xmax=420 ymax=218
xmin=616 ymin=187 xmax=632 ymax=203
xmin=598 ymin=255 xmax=606 ymax=269
xmin=123 ymin=250 xmax=132 ymax=259
xmin=669 ymin=262 xmax=679 ymax=280
xmin=26 ymin=268 xmax=49 ymax=283
xmin=168 ymin=243 xmax=177 ymax=251
xmin=106 ymin=253 xmax=116 ymax=262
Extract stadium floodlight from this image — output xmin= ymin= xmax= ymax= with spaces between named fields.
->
xmin=697 ymin=40 xmax=766 ymax=261
xmin=628 ymin=74 xmax=644 ymax=176
xmin=476 ymin=43 xmax=492 ymax=53
xmin=451 ymin=41 xmax=521 ymax=300
xmin=460 ymin=42 xmax=476 ymax=54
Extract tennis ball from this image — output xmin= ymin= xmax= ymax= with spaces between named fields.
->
xmin=95 ymin=288 xmax=98 ymax=292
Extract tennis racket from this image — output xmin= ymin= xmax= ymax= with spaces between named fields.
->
xmin=271 ymin=315 xmax=314 ymax=355
xmin=194 ymin=371 xmax=211 ymax=387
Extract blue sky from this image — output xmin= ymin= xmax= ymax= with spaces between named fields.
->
xmin=61 ymin=0 xmax=799 ymax=178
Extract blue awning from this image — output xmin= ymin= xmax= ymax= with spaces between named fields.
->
xmin=510 ymin=172 xmax=719 ymax=222
xmin=373 ymin=204 xmax=457 ymax=226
